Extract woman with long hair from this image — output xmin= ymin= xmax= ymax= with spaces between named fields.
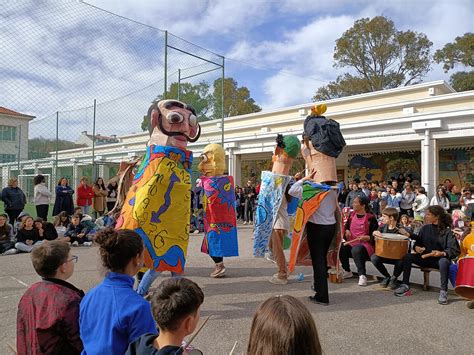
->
xmin=430 ymin=187 xmax=450 ymax=211
xmin=0 ymin=213 xmax=16 ymax=255
xmin=92 ymin=177 xmax=108 ymax=219
xmin=247 ymin=295 xmax=322 ymax=355
xmin=33 ymin=174 xmax=52 ymax=221
xmin=106 ymin=180 xmax=118 ymax=213
xmin=79 ymin=228 xmax=156 ymax=354
xmin=395 ymin=205 xmax=460 ymax=304
xmin=53 ymin=178 xmax=74 ymax=217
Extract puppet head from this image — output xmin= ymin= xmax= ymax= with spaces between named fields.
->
xmin=272 ymin=134 xmax=301 ymax=175
xmin=199 ymin=143 xmax=226 ymax=176
xmin=301 ymin=104 xmax=345 ymax=183
xmin=146 ymin=99 xmax=201 ymax=150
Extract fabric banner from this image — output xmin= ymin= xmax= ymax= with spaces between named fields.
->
xmin=116 ymin=145 xmax=193 ymax=274
xmin=200 ymin=175 xmax=239 ymax=257
xmin=284 ymin=196 xmax=299 ymax=249
xmin=253 ymin=171 xmax=292 ymax=257
xmin=288 ymin=181 xmax=342 ymax=273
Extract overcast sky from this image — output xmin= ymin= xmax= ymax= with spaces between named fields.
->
xmin=1 ymin=0 xmax=472 ymax=139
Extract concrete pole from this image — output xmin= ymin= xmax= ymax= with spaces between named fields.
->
xmin=421 ymin=129 xmax=431 ymax=196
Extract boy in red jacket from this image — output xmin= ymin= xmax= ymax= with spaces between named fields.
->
xmin=17 ymin=241 xmax=84 ymax=354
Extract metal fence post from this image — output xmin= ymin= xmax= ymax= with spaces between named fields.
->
xmin=221 ymin=56 xmax=225 ymax=146
xmin=178 ymin=68 xmax=181 ymax=100
xmin=55 ymin=111 xmax=59 ymax=179
xmin=164 ymin=30 xmax=168 ymax=99
xmin=92 ymin=99 xmax=96 ymax=181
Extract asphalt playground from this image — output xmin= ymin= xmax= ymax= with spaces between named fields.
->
xmin=0 ymin=224 xmax=472 ymax=354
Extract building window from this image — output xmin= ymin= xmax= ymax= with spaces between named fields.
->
xmin=0 ymin=125 xmax=17 ymax=141
xmin=0 ymin=154 xmax=16 ymax=163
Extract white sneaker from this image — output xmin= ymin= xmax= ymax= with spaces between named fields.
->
xmin=342 ymin=270 xmax=353 ymax=279
xmin=358 ymin=275 xmax=368 ymax=286
xmin=83 ymin=241 xmax=92 ymax=247
xmin=193 ymin=230 xmax=200 ymax=234
xmin=2 ymin=248 xmax=18 ymax=256
xmin=269 ymin=275 xmax=288 ymax=285
xmin=72 ymin=241 xmax=79 ymax=247
xmin=243 ymin=221 xmax=247 ymax=225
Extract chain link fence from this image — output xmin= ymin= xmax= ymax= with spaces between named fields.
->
xmin=0 ymin=0 xmax=224 ymax=198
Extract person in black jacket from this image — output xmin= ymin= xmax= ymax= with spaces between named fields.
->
xmin=34 ymin=218 xmax=58 ymax=241
xmin=395 ymin=205 xmax=460 ymax=305
xmin=1 ymin=178 xmax=26 ymax=226
xmin=243 ymin=181 xmax=256 ymax=225
xmin=53 ymin=178 xmax=75 ymax=217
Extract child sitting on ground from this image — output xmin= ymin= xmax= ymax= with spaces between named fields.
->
xmin=15 ymin=216 xmax=44 ymax=253
xmin=34 ymin=217 xmax=58 ymax=241
xmin=53 ymin=211 xmax=70 ymax=238
xmin=64 ymin=214 xmax=93 ymax=246
xmin=0 ymin=213 xmax=16 ymax=255
xmin=127 ymin=278 xmax=204 ymax=355
xmin=247 ymin=295 xmax=322 ymax=355
xmin=17 ymin=241 xmax=84 ymax=354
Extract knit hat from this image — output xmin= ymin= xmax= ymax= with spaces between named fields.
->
xmin=276 ymin=134 xmax=301 ymax=159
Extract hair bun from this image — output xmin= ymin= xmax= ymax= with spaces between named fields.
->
xmin=95 ymin=228 xmax=119 ymax=250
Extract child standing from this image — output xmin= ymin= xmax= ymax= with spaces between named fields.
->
xmin=127 ymin=278 xmax=204 ymax=354
xmin=17 ymin=241 xmax=84 ymax=354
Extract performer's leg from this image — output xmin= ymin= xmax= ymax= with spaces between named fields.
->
xmin=210 ymin=256 xmax=226 ymax=278
xmin=211 ymin=256 xmax=223 ymax=263
xmin=270 ymin=229 xmax=287 ymax=280
xmin=307 ymin=222 xmax=336 ymax=304
xmin=136 ymin=269 xmax=161 ymax=296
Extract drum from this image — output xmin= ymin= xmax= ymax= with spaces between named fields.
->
xmin=375 ymin=233 xmax=409 ymax=259
xmin=455 ymin=256 xmax=474 ymax=300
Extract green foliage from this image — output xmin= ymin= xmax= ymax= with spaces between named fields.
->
xmin=314 ymin=16 xmax=433 ymax=101
xmin=212 ymin=78 xmax=261 ymax=119
xmin=449 ymin=71 xmax=474 ymax=92
xmin=28 ymin=137 xmax=85 ymax=159
xmin=434 ymin=33 xmax=474 ymax=72
xmin=141 ymin=78 xmax=261 ymax=131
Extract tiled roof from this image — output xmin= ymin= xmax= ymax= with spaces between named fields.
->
xmin=0 ymin=106 xmax=35 ymax=118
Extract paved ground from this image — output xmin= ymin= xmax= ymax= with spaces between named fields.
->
xmin=1 ymin=224 xmax=473 ymax=354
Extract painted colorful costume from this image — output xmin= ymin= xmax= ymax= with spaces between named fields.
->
xmin=200 ymin=175 xmax=238 ymax=257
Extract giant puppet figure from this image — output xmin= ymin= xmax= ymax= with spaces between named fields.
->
xmin=198 ymin=143 xmax=239 ymax=278
xmin=116 ymin=99 xmax=201 ymax=291
xmin=288 ymin=104 xmax=345 ymax=304
xmin=253 ymin=134 xmax=301 ymax=284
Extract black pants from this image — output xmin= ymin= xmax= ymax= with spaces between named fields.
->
xmin=340 ymin=244 xmax=370 ymax=276
xmin=107 ymin=202 xmax=116 ymax=213
xmin=5 ymin=209 xmax=22 ymax=226
xmin=306 ymin=222 xmax=337 ymax=303
xmin=370 ymin=254 xmax=404 ymax=278
xmin=0 ymin=241 xmax=16 ymax=254
xmin=244 ymin=202 xmax=253 ymax=222
xmin=402 ymin=253 xmax=450 ymax=291
xmin=36 ymin=204 xmax=49 ymax=221
xmin=400 ymin=208 xmax=413 ymax=218
xmin=211 ymin=256 xmax=223 ymax=264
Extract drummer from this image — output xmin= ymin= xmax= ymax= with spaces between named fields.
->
xmin=394 ymin=206 xmax=460 ymax=305
xmin=340 ymin=195 xmax=379 ymax=286
xmin=371 ymin=207 xmax=410 ymax=289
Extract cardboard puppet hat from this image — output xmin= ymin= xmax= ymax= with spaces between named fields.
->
xmin=276 ymin=134 xmax=301 ymax=159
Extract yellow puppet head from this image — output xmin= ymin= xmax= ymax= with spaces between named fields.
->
xmin=199 ymin=143 xmax=226 ymax=176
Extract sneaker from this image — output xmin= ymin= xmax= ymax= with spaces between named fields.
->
xmin=342 ymin=270 xmax=353 ymax=279
xmin=193 ymin=230 xmax=200 ymax=234
xmin=269 ymin=275 xmax=288 ymax=285
xmin=466 ymin=301 xmax=474 ymax=309
xmin=243 ymin=221 xmax=247 ymax=225
xmin=388 ymin=276 xmax=398 ymax=290
xmin=358 ymin=275 xmax=368 ymax=286
xmin=394 ymin=284 xmax=411 ymax=297
xmin=72 ymin=241 xmax=79 ymax=247
xmin=2 ymin=248 xmax=18 ymax=256
xmin=83 ymin=241 xmax=93 ymax=247
xmin=210 ymin=262 xmax=226 ymax=278
xmin=438 ymin=290 xmax=448 ymax=305
xmin=264 ymin=252 xmax=276 ymax=264
xmin=379 ymin=276 xmax=390 ymax=288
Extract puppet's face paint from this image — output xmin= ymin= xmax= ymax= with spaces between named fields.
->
xmin=199 ymin=143 xmax=226 ymax=176
xmin=271 ymin=146 xmax=294 ymax=175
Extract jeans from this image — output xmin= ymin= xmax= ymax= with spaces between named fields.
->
xmin=340 ymin=244 xmax=370 ymax=276
xmin=36 ymin=204 xmax=49 ymax=221
xmin=370 ymin=254 xmax=404 ymax=278
xmin=15 ymin=240 xmax=44 ymax=253
xmin=306 ymin=222 xmax=337 ymax=303
xmin=401 ymin=253 xmax=450 ymax=291
xmin=81 ymin=205 xmax=91 ymax=215
xmin=136 ymin=269 xmax=180 ymax=296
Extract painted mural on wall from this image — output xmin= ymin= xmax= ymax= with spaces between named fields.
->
xmin=347 ymin=149 xmax=472 ymax=187
xmin=439 ymin=148 xmax=473 ymax=187
xmin=347 ymin=152 xmax=421 ymax=182
xmin=241 ymin=156 xmax=305 ymax=186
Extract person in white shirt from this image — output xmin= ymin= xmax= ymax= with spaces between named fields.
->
xmin=400 ymin=184 xmax=416 ymax=218
xmin=412 ymin=186 xmax=430 ymax=221
xmin=33 ymin=175 xmax=52 ymax=221
xmin=430 ymin=187 xmax=450 ymax=211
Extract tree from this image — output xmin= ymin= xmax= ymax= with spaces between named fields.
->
xmin=212 ymin=78 xmax=261 ymax=119
xmin=28 ymin=137 xmax=85 ymax=159
xmin=313 ymin=16 xmax=433 ymax=101
xmin=141 ymin=81 xmax=213 ymax=132
xmin=434 ymin=33 xmax=474 ymax=92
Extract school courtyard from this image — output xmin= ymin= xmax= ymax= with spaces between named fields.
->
xmin=0 ymin=224 xmax=472 ymax=355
